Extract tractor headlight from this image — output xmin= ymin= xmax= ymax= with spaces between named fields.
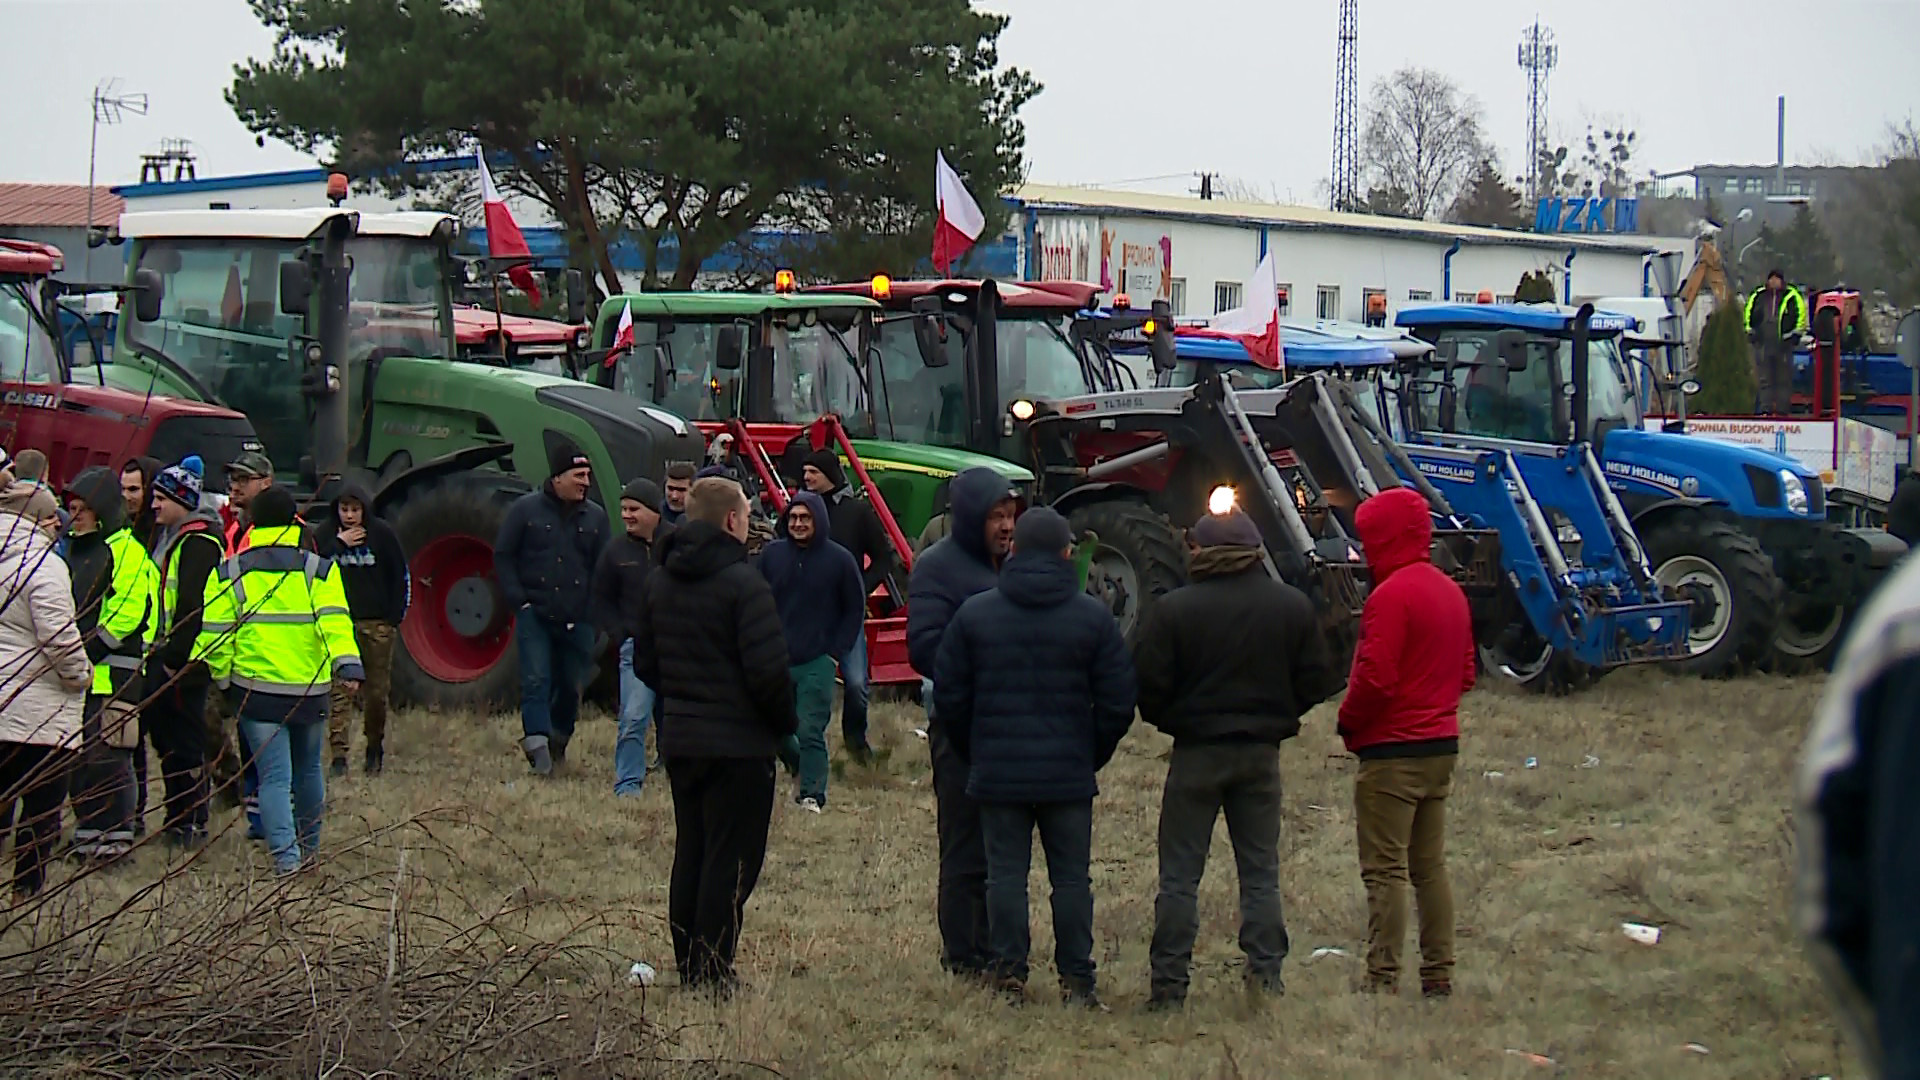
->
xmin=1009 ymin=399 xmax=1036 ymax=422
xmin=1779 ymin=469 xmax=1809 ymax=515
xmin=1207 ymin=485 xmax=1237 ymax=516
xmin=572 ymin=328 xmax=590 ymax=350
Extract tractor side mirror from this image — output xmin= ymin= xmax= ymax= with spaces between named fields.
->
xmin=1493 ymin=329 xmax=1529 ymax=373
xmin=565 ymin=268 xmax=588 ymax=325
xmin=1435 ymin=339 xmax=1457 ymax=365
xmin=715 ymin=324 xmax=745 ymax=371
xmin=131 ymin=268 xmax=164 ymax=323
xmin=279 ymin=260 xmax=313 ymax=317
xmin=1146 ymin=299 xmax=1177 ymax=374
xmin=909 ymin=296 xmax=951 ymax=369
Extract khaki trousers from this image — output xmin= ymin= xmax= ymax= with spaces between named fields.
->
xmin=1354 ymin=754 xmax=1456 ymax=987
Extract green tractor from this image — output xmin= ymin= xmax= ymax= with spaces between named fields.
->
xmin=89 ymin=205 xmax=704 ymax=710
xmin=584 ymin=285 xmax=1033 ymax=542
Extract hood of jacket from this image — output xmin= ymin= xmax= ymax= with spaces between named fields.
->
xmin=1355 ymin=487 xmax=1433 ymax=583
xmin=948 ymin=467 xmax=1023 ymax=565
xmin=0 ymin=511 xmax=56 ymax=572
xmin=66 ymin=466 xmax=126 ymax=537
xmin=779 ymin=490 xmax=830 ymax=548
xmin=997 ymin=549 xmax=1080 ymax=609
xmin=659 ymin=519 xmax=747 ymax=581
xmin=321 ymin=481 xmax=376 ymax=542
xmin=157 ymin=506 xmax=224 ymax=561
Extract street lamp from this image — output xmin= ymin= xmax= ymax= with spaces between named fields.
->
xmin=86 ymin=79 xmax=148 ymax=280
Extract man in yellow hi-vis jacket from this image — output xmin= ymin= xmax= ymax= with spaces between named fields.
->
xmin=197 ymin=487 xmax=361 ymax=874
xmin=64 ymin=467 xmax=160 ymax=860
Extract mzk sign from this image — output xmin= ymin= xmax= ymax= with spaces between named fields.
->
xmin=1533 ymin=196 xmax=1641 ymax=234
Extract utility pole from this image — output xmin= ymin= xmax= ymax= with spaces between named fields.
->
xmin=1329 ymin=0 xmax=1359 ymax=212
xmin=87 ymin=79 xmax=148 ymax=281
xmin=1517 ymin=19 xmax=1558 ymax=204
xmin=1194 ymin=172 xmax=1216 ymax=201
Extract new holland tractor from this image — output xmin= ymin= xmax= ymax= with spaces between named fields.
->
xmin=1393 ymin=301 xmax=1905 ymax=673
xmin=80 ymin=203 xmax=704 ymax=710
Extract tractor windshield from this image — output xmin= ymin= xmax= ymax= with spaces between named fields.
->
xmin=0 ymin=280 xmax=60 ymax=385
xmin=769 ymin=319 xmax=866 ymax=424
xmin=346 ymin=237 xmax=456 ymax=360
xmin=999 ymin=315 xmax=1089 ymax=404
xmin=1409 ymin=329 xmax=1636 ymax=445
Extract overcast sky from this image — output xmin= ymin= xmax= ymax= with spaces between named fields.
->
xmin=4 ymin=0 xmax=1916 ymax=199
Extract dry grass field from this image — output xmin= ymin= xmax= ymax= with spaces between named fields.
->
xmin=7 ymin=668 xmax=1856 ymax=1079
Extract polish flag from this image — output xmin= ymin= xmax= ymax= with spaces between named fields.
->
xmin=476 ymin=147 xmax=543 ymax=306
xmin=932 ymin=150 xmax=985 ymax=276
xmin=604 ymin=299 xmax=634 ymax=368
xmin=1179 ymin=252 xmax=1283 ymax=371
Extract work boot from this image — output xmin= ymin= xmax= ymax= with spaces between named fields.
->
xmin=523 ymin=736 xmax=553 ymax=777
xmin=1062 ymin=983 xmax=1107 ymax=1012
xmin=550 ymin=737 xmax=569 ymax=769
xmin=330 ymin=757 xmax=349 ymax=780
xmin=1144 ymin=988 xmax=1186 ymax=1013
xmin=364 ymin=745 xmax=385 ymax=777
xmin=848 ymin=742 xmax=875 ymax=767
xmin=1421 ymin=978 xmax=1453 ymax=999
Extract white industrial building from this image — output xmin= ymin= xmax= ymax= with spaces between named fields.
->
xmin=109 ymin=159 xmax=1692 ymax=312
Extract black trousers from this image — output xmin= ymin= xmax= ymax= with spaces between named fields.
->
xmin=146 ymin=679 xmax=210 ymax=834
xmin=930 ymin=724 xmax=990 ymax=975
xmin=665 ymin=755 xmax=775 ymax=989
xmin=70 ymin=695 xmax=136 ymax=854
xmin=0 ymin=743 xmax=73 ymax=896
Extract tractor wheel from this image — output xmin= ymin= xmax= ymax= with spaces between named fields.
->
xmin=1066 ymin=500 xmax=1187 ymax=643
xmin=389 ymin=480 xmax=524 ymax=712
xmin=1639 ymin=515 xmax=1780 ymax=678
xmin=1765 ymin=602 xmax=1851 ymax=674
xmin=1477 ymin=626 xmax=1604 ymax=697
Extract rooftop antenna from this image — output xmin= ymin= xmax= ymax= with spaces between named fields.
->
xmin=1330 ymin=0 xmax=1359 ymax=212
xmin=87 ymin=78 xmax=148 ymax=280
xmin=1518 ymin=19 xmax=1558 ymax=204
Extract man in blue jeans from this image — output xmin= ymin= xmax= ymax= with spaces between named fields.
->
xmin=801 ymin=452 xmax=895 ymax=764
xmin=495 ymin=441 xmax=610 ymax=776
xmin=592 ymin=478 xmax=668 ymax=797
xmin=934 ymin=508 xmax=1136 ymax=1007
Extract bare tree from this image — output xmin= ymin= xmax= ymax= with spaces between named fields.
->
xmin=1360 ymin=67 xmax=1487 ymax=220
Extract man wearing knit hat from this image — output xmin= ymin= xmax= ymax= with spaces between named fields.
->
xmin=1133 ymin=509 xmax=1344 ymax=1009
xmin=934 ymin=506 xmax=1136 ymax=1008
xmin=494 ymin=438 xmax=609 ymax=775
xmin=800 ymin=451 xmax=894 ymax=764
xmin=145 ymin=456 xmax=228 ymax=846
xmin=591 ymin=477 xmax=667 ymax=796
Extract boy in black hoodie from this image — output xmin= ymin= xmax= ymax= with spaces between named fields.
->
xmin=757 ymin=489 xmax=865 ymax=811
xmin=147 ymin=456 xmax=226 ymax=845
xmin=800 ymin=451 xmax=894 ymax=762
xmin=314 ymin=483 xmax=409 ymax=777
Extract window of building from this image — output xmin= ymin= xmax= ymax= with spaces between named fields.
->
xmin=1167 ymin=278 xmax=1186 ymax=316
xmin=1786 ymin=179 xmax=1803 ymax=196
xmin=1407 ymin=289 xmax=1433 ymax=301
xmin=1275 ymin=284 xmax=1292 ymax=316
xmin=1316 ymin=285 xmax=1340 ymax=321
xmin=1724 ymin=177 xmax=1740 ymax=193
xmin=1744 ymin=177 xmax=1764 ymax=193
xmin=1497 ymin=294 xmax=1517 ymax=304
xmin=1214 ymin=281 xmax=1242 ymax=314
xmin=1362 ymin=287 xmax=1388 ymax=324
xmin=1454 ymin=291 xmax=1477 ymax=303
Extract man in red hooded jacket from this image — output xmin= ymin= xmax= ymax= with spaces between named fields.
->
xmin=1337 ymin=487 xmax=1475 ymax=998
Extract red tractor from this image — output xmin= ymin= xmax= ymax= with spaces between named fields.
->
xmin=0 ymin=238 xmax=261 ymax=488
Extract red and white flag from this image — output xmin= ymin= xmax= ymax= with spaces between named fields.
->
xmin=604 ymin=299 xmax=634 ymax=368
xmin=932 ymin=150 xmax=985 ymax=276
xmin=476 ymin=147 xmax=543 ymax=306
xmin=1179 ymin=252 xmax=1283 ymax=371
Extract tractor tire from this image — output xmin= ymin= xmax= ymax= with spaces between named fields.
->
xmin=389 ymin=480 xmax=524 ymax=712
xmin=1765 ymin=602 xmax=1852 ymax=674
xmin=1639 ymin=515 xmax=1780 ymax=679
xmin=1066 ymin=500 xmax=1187 ymax=644
xmin=1477 ymin=636 xmax=1605 ymax=697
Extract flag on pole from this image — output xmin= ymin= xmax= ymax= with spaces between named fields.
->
xmin=1178 ymin=252 xmax=1283 ymax=371
xmin=604 ymin=299 xmax=634 ymax=368
xmin=932 ymin=150 xmax=985 ymax=276
xmin=476 ymin=147 xmax=543 ymax=306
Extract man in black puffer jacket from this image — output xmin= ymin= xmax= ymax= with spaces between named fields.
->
xmin=1132 ymin=510 xmax=1345 ymax=1008
xmin=494 ymin=440 xmax=610 ymax=775
xmin=906 ymin=466 xmax=1024 ymax=979
xmin=935 ymin=507 xmax=1135 ymax=1007
xmin=631 ymin=476 xmax=793 ymax=994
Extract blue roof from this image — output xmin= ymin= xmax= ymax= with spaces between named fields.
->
xmin=1113 ymin=330 xmax=1394 ymax=368
xmin=1394 ymin=302 xmax=1634 ymax=334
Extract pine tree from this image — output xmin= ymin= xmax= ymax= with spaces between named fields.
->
xmin=1690 ymin=304 xmax=1754 ymax=414
xmin=1514 ymin=270 xmax=1558 ymax=304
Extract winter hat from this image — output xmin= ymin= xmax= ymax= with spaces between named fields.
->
xmin=249 ymin=485 xmax=298 ymax=529
xmin=620 ymin=478 xmax=663 ymax=513
xmin=1012 ymin=506 xmax=1073 ymax=556
xmin=695 ymin=464 xmax=730 ymax=480
xmin=154 ymin=455 xmax=205 ymax=511
xmin=1191 ymin=509 xmax=1263 ymax=549
xmin=803 ymin=450 xmax=847 ymax=490
xmin=548 ymin=439 xmax=591 ymax=479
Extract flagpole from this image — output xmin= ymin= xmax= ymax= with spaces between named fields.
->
xmin=492 ymin=270 xmax=506 ymax=362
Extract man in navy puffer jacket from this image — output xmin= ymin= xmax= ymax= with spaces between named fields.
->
xmin=934 ymin=507 xmax=1135 ymax=1007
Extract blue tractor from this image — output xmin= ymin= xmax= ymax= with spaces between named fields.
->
xmin=1096 ymin=319 xmax=1691 ymax=693
xmin=1392 ymin=301 xmax=1905 ymax=674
